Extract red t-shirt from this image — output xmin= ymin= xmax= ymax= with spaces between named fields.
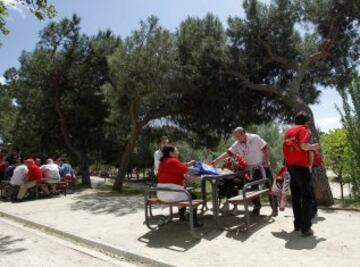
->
xmin=283 ymin=125 xmax=310 ymax=167
xmin=312 ymin=149 xmax=323 ymax=167
xmin=27 ymin=163 xmax=43 ymax=182
xmin=158 ymin=157 xmax=188 ymax=187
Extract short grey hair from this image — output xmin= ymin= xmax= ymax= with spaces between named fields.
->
xmin=232 ymin=127 xmax=245 ymax=134
xmin=46 ymin=159 xmax=54 ymax=164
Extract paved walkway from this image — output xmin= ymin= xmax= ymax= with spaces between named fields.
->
xmin=0 ymin=217 xmax=134 ymax=267
xmin=0 ymin=189 xmax=359 ymax=267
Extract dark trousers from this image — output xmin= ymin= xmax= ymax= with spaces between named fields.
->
xmin=251 ymin=168 xmax=278 ymax=209
xmin=179 ymin=190 xmax=199 ymax=222
xmin=287 ymin=166 xmax=313 ymax=232
xmin=310 ymin=170 xmax=318 ymax=217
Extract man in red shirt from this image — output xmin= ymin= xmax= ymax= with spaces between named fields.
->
xmin=283 ymin=111 xmax=320 ymax=236
xmin=17 ymin=158 xmax=43 ymax=200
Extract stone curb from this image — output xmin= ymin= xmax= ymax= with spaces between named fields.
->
xmin=0 ymin=210 xmax=175 ymax=267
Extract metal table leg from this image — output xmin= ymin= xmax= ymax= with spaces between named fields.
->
xmin=201 ymin=178 xmax=209 ymax=212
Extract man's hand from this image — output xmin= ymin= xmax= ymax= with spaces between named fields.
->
xmin=312 ymin=143 xmax=320 ymax=150
xmin=186 ymin=160 xmax=196 ymax=166
xmin=211 ymin=159 xmax=218 ymax=166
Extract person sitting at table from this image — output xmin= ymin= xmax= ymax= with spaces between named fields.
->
xmin=0 ymin=150 xmax=7 ymax=181
xmin=9 ymin=161 xmax=28 ymax=200
xmin=57 ymin=158 xmax=75 ymax=182
xmin=212 ymin=127 xmax=278 ymax=216
xmin=16 ymin=158 xmax=43 ymax=200
xmin=41 ymin=159 xmax=61 ymax=195
xmin=157 ymin=145 xmax=202 ymax=228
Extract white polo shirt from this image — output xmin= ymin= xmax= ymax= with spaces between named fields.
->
xmin=41 ymin=163 xmax=60 ymax=181
xmin=10 ymin=165 xmax=28 ymax=186
xmin=153 ymin=149 xmax=163 ymax=176
xmin=228 ymin=133 xmax=267 ymax=166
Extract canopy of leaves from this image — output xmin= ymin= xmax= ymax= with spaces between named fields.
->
xmin=321 ymin=128 xmax=352 ymax=184
xmin=338 ymin=74 xmax=360 ymax=195
xmin=0 ymin=0 xmax=56 ymax=39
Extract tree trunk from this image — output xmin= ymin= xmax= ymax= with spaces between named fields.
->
xmin=53 ymin=71 xmax=91 ymax=188
xmin=79 ymin=156 xmax=91 ymax=186
xmin=340 ymin=182 xmax=344 ymax=200
xmin=301 ymin=104 xmax=334 ymax=206
xmin=113 ymin=97 xmax=141 ymax=191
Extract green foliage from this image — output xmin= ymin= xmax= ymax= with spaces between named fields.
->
xmin=0 ymin=0 xmax=56 ymax=43
xmin=338 ymin=74 xmax=360 ymax=196
xmin=103 ymin=16 xmax=176 ymax=127
xmin=5 ymin=15 xmax=120 ymax=165
xmin=321 ymin=128 xmax=352 ymax=184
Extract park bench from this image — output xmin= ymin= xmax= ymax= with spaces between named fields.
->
xmin=144 ymin=186 xmax=204 ymax=238
xmin=227 ymin=166 xmax=276 ymax=229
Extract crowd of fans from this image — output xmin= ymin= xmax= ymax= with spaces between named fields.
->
xmin=0 ymin=148 xmax=75 ymax=202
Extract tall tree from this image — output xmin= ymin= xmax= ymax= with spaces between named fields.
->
xmin=338 ymin=74 xmax=360 ymax=196
xmin=172 ymin=14 xmax=276 ymax=148
xmin=5 ymin=15 xmax=119 ymax=186
xmin=104 ymin=16 xmax=175 ymax=191
xmin=224 ymin=0 xmax=360 ymax=205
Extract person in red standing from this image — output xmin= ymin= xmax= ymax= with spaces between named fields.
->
xmin=17 ymin=158 xmax=43 ymax=200
xmin=157 ymin=145 xmax=202 ymax=227
xmin=283 ymin=111 xmax=320 ymax=236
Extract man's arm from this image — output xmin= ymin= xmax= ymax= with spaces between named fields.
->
xmin=212 ymin=152 xmax=230 ymax=165
xmin=299 ymin=143 xmax=320 ymax=151
xmin=262 ymin=144 xmax=270 ymax=167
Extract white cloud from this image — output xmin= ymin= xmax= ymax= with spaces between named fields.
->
xmin=0 ymin=76 xmax=5 ymax=85
xmin=3 ymin=0 xmax=26 ymax=18
xmin=316 ymin=116 xmax=342 ymax=133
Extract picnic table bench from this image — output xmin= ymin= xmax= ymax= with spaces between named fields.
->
xmin=144 ymin=187 xmax=204 ymax=238
xmin=144 ymin=165 xmax=276 ymax=238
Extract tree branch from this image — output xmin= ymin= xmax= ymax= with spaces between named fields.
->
xmin=260 ymin=39 xmax=299 ymax=70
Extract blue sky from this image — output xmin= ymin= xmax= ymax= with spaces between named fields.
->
xmin=0 ymin=0 xmax=343 ymax=131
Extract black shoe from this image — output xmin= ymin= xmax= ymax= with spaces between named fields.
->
xmin=293 ymin=227 xmax=300 ymax=232
xmin=194 ymin=222 xmax=203 ymax=228
xmin=271 ymin=208 xmax=278 ymax=217
xmin=302 ymin=229 xmax=314 ymax=237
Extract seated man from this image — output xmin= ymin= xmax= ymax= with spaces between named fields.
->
xmin=9 ymin=162 xmax=28 ymax=201
xmin=57 ymin=158 xmax=75 ymax=182
xmin=16 ymin=159 xmax=43 ymax=200
xmin=41 ymin=159 xmax=61 ymax=194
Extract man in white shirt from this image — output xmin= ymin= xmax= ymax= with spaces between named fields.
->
xmin=212 ymin=127 xmax=277 ymax=216
xmin=10 ymin=164 xmax=28 ymax=186
xmin=41 ymin=159 xmax=60 ymax=194
xmin=153 ymin=136 xmax=169 ymax=176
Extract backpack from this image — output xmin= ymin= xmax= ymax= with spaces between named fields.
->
xmin=282 ymin=137 xmax=303 ymax=166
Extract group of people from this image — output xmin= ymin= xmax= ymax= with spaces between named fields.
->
xmin=153 ymin=111 xmax=321 ymax=236
xmin=0 ymin=148 xmax=75 ymax=202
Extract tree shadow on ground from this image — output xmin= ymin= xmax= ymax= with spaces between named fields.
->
xmin=0 ymin=235 xmax=27 ymax=255
xmin=224 ymin=214 xmax=275 ymax=242
xmin=271 ymin=230 xmax=326 ymax=250
xmin=70 ymin=191 xmax=144 ymax=217
xmin=138 ymin=214 xmax=222 ymax=252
